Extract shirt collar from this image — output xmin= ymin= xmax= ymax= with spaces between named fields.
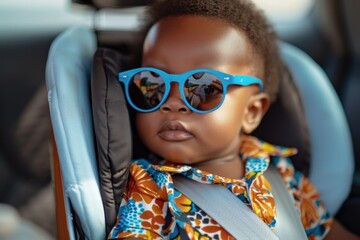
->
xmin=150 ymin=135 xmax=297 ymax=184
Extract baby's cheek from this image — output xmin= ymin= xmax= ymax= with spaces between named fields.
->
xmin=135 ymin=113 xmax=157 ymax=145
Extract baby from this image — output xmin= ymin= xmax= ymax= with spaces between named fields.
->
xmin=108 ymin=0 xmax=358 ymax=239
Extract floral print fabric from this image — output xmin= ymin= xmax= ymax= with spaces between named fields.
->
xmin=108 ymin=135 xmax=332 ymax=240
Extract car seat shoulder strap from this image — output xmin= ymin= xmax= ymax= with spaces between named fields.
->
xmin=263 ymin=164 xmax=308 ymax=240
xmin=172 ymin=174 xmax=279 ymax=240
xmin=173 ymin=165 xmax=308 ymax=240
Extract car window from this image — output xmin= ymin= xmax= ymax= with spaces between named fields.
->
xmin=253 ymin=0 xmax=315 ymax=37
xmin=0 ymin=0 xmax=315 ymax=38
xmin=253 ymin=0 xmax=314 ymax=23
xmin=0 ymin=0 xmax=91 ymax=39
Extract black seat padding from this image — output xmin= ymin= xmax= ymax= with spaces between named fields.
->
xmin=91 ymin=48 xmax=132 ymax=234
xmin=253 ymin=64 xmax=311 ymax=175
xmin=91 ymin=47 xmax=311 ymax=236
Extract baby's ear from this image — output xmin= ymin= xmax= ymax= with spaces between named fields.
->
xmin=242 ymin=93 xmax=270 ymax=134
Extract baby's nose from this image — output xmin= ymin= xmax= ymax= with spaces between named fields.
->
xmin=160 ymin=82 xmax=190 ymax=113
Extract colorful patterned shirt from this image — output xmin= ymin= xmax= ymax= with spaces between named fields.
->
xmin=108 ymin=135 xmax=332 ymax=240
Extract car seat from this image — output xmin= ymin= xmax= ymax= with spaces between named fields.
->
xmin=45 ymin=3 xmax=354 ymax=240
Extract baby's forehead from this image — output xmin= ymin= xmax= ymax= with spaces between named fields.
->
xmin=148 ymin=15 xmax=246 ymax=43
xmin=143 ymin=15 xmax=262 ymax=77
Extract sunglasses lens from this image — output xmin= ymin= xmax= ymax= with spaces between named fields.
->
xmin=128 ymin=71 xmax=165 ymax=110
xmin=184 ymin=72 xmax=224 ymax=111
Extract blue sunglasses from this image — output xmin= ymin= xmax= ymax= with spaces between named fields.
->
xmin=118 ymin=67 xmax=263 ymax=114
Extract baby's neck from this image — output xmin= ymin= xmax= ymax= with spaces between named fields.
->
xmin=192 ymin=154 xmax=245 ymax=179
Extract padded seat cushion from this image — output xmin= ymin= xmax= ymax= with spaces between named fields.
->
xmin=253 ymin=64 xmax=310 ymax=176
xmin=91 ymin=48 xmax=133 ymax=234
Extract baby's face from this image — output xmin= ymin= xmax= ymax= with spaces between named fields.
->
xmin=136 ymin=15 xmax=268 ymax=165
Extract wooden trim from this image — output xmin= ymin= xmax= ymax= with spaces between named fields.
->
xmin=51 ymin=132 xmax=70 ymax=240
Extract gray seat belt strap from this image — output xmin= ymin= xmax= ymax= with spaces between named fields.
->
xmin=172 ymin=175 xmax=279 ymax=240
xmin=263 ymin=165 xmax=308 ymax=240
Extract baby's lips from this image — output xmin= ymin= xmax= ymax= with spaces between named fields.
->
xmin=159 ymin=120 xmax=190 ymax=133
xmin=158 ymin=120 xmax=194 ymax=141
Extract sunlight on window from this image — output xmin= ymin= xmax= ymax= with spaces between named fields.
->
xmin=252 ymin=0 xmax=314 ymax=23
xmin=0 ymin=0 xmax=67 ymax=10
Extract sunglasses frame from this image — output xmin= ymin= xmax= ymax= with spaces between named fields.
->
xmin=118 ymin=67 xmax=263 ymax=114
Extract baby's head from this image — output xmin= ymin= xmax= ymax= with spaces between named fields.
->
xmin=141 ymin=0 xmax=281 ymax=101
xmin=121 ymin=0 xmax=283 ymax=167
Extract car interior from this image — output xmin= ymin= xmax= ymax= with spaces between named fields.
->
xmin=0 ymin=0 xmax=359 ymax=239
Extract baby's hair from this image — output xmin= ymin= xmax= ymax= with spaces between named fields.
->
xmin=140 ymin=0 xmax=283 ymax=102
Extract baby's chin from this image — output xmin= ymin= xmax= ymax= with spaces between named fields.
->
xmin=166 ymin=156 xmax=218 ymax=167
xmin=162 ymin=156 xmax=193 ymax=165
xmin=159 ymin=153 xmax=201 ymax=166
xmin=149 ymin=145 xmax=212 ymax=166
